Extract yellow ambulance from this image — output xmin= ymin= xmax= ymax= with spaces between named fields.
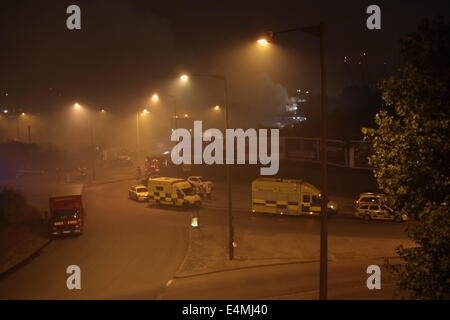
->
xmin=148 ymin=177 xmax=202 ymax=208
xmin=251 ymin=178 xmax=338 ymax=216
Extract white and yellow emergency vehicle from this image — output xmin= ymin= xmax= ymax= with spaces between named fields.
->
xmin=148 ymin=177 xmax=202 ymax=208
xmin=251 ymin=178 xmax=338 ymax=216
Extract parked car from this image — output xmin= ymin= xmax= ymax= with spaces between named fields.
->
xmin=355 ymin=204 xmax=408 ymax=222
xmin=356 ymin=192 xmax=381 ymax=209
xmin=187 ymin=176 xmax=214 ymax=190
xmin=128 ymin=185 xmax=149 ymax=202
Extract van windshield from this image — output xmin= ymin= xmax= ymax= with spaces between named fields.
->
xmin=182 ymin=187 xmax=195 ymax=196
xmin=312 ymin=196 xmax=321 ymax=205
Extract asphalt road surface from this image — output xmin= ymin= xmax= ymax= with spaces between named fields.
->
xmin=161 ymin=259 xmax=399 ymax=300
xmin=0 ymin=180 xmax=407 ymax=299
xmin=0 ymin=180 xmax=190 ymax=299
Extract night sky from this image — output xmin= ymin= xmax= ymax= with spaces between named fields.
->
xmin=0 ymin=0 xmax=448 ymax=125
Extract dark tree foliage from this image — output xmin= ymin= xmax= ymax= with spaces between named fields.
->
xmin=363 ymin=18 xmax=450 ymax=299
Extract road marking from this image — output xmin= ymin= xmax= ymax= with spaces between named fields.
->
xmin=166 ymin=279 xmax=173 ymax=287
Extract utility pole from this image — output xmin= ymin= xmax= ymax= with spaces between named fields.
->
xmin=136 ymin=112 xmax=140 ymax=156
xmin=181 ymin=73 xmax=234 ymax=260
xmin=224 ymin=76 xmax=234 ymax=260
xmin=318 ymin=22 xmax=329 ymax=301
xmin=260 ymin=22 xmax=329 ymax=299
xmin=91 ymin=122 xmax=96 ymax=181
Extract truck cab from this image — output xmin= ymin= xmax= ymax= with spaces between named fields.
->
xmin=49 ymin=184 xmax=85 ymax=237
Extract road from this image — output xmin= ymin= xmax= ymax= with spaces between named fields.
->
xmin=0 ymin=180 xmax=409 ymax=299
xmin=161 ymin=259 xmax=399 ymax=300
xmin=0 ymin=180 xmax=190 ymax=299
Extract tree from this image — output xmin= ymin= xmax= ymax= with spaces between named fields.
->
xmin=362 ymin=18 xmax=450 ymax=299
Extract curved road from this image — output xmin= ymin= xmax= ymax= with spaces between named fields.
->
xmin=0 ymin=180 xmax=409 ymax=300
xmin=0 ymin=180 xmax=190 ymax=299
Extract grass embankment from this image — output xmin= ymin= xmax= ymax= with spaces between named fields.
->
xmin=0 ymin=187 xmax=49 ymax=275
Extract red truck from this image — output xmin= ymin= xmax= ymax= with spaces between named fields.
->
xmin=49 ymin=184 xmax=85 ymax=237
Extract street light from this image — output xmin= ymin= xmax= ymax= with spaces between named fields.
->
xmin=151 ymin=94 xmax=159 ymax=103
xmin=214 ymin=105 xmax=221 ymax=111
xmin=136 ymin=108 xmax=150 ymax=156
xmin=258 ymin=23 xmax=329 ymax=300
xmin=256 ymin=39 xmax=269 ymax=46
xmin=71 ymin=102 xmax=98 ymax=180
xmin=180 ymin=73 xmax=234 ymax=261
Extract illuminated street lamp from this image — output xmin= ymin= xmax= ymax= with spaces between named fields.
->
xmin=151 ymin=94 xmax=159 ymax=103
xmin=180 ymin=74 xmax=189 ymax=82
xmin=136 ymin=108 xmax=152 ymax=156
xmin=214 ymin=105 xmax=221 ymax=111
xmin=258 ymin=23 xmax=329 ymax=300
xmin=3 ymin=109 xmax=8 ymax=114
xmin=256 ymin=31 xmax=274 ymax=46
xmin=71 ymin=102 xmax=99 ymax=180
xmin=256 ymin=39 xmax=269 ymax=46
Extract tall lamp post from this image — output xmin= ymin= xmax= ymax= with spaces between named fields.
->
xmin=151 ymin=93 xmax=178 ymax=131
xmin=180 ymin=73 xmax=234 ymax=260
xmin=136 ymin=109 xmax=150 ymax=156
xmin=258 ymin=23 xmax=329 ymax=300
xmin=73 ymin=103 xmax=98 ymax=181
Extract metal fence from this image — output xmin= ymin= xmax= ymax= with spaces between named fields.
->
xmin=280 ymin=137 xmax=372 ymax=170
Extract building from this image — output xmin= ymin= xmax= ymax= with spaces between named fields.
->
xmin=274 ymin=89 xmax=309 ymax=128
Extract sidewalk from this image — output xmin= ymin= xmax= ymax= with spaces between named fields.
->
xmin=175 ymin=204 xmax=414 ymax=279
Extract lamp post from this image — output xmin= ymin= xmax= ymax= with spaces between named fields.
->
xmin=136 ymin=109 xmax=150 ymax=156
xmin=136 ymin=111 xmax=140 ymax=156
xmin=73 ymin=103 xmax=99 ymax=181
xmin=258 ymin=23 xmax=329 ymax=300
xmin=151 ymin=93 xmax=178 ymax=131
xmin=180 ymin=73 xmax=234 ymax=261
